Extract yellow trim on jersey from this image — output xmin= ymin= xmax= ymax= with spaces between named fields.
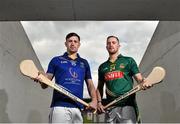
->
xmin=106 ymin=88 xmax=117 ymax=97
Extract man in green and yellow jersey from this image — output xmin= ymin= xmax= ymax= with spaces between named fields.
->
xmin=96 ymin=36 xmax=152 ymax=123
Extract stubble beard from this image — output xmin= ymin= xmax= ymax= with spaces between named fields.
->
xmin=108 ymin=49 xmax=119 ymax=55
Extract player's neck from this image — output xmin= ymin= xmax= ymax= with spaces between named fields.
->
xmin=109 ymin=53 xmax=119 ymax=63
xmin=67 ymin=52 xmax=78 ymax=60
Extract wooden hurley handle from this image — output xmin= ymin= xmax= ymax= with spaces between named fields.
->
xmin=38 ymin=74 xmax=90 ymax=107
xmin=104 ymin=85 xmax=141 ymax=109
xmin=20 ymin=60 xmax=90 ymax=107
xmin=104 ymin=66 xmax=166 ymax=110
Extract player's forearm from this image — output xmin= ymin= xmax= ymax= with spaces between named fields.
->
xmin=97 ymin=81 xmax=104 ymax=100
xmin=89 ymin=84 xmax=97 ymax=102
xmin=86 ymin=79 xmax=97 ymax=102
xmin=96 ymin=89 xmax=103 ymax=103
xmin=134 ymin=73 xmax=144 ymax=84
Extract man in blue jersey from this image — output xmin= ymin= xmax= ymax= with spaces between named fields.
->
xmin=35 ymin=32 xmax=97 ymax=123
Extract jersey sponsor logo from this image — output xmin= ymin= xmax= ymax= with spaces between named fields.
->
xmin=69 ymin=67 xmax=78 ymax=78
xmin=104 ymin=71 xmax=124 ymax=81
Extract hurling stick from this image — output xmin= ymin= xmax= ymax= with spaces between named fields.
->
xmin=20 ymin=59 xmax=89 ymax=107
xmin=104 ymin=66 xmax=166 ymax=109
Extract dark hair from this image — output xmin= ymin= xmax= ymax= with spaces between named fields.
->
xmin=107 ymin=35 xmax=119 ymax=43
xmin=66 ymin=32 xmax=80 ymax=41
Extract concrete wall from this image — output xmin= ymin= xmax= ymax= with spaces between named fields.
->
xmin=138 ymin=21 xmax=180 ymax=123
xmin=2 ymin=21 xmax=180 ymax=123
xmin=0 ymin=22 xmax=51 ymax=123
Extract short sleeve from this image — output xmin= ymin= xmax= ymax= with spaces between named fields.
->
xmin=84 ymin=60 xmax=92 ymax=79
xmin=98 ymin=65 xmax=104 ymax=81
xmin=46 ymin=57 xmax=56 ymax=75
xmin=130 ymin=58 xmax=140 ymax=75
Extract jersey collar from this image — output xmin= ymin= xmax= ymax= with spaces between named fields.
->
xmin=63 ymin=52 xmax=81 ymax=60
xmin=118 ymin=54 xmax=123 ymax=58
xmin=108 ymin=54 xmax=123 ymax=61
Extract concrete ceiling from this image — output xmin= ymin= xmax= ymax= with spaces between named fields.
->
xmin=0 ymin=0 xmax=180 ymax=21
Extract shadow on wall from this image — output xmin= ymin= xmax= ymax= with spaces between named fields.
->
xmin=27 ymin=110 xmax=42 ymax=123
xmin=0 ymin=89 xmax=11 ymax=123
xmin=160 ymin=91 xmax=180 ymax=122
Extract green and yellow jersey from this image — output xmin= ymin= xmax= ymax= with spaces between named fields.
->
xmin=98 ymin=54 xmax=141 ymax=122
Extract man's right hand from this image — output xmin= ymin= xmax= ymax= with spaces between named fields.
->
xmin=32 ymin=71 xmax=48 ymax=89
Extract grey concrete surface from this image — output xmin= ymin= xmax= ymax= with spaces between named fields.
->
xmin=0 ymin=0 xmax=180 ymax=20
xmin=138 ymin=21 xmax=180 ymax=123
xmin=0 ymin=22 xmax=52 ymax=123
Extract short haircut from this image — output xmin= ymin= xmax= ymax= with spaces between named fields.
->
xmin=66 ymin=32 xmax=80 ymax=41
xmin=107 ymin=35 xmax=119 ymax=43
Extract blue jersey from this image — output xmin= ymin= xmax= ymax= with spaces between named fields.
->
xmin=47 ymin=52 xmax=92 ymax=109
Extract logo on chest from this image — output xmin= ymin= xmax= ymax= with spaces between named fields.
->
xmin=60 ymin=61 xmax=68 ymax=64
xmin=69 ymin=67 xmax=78 ymax=78
xmin=119 ymin=63 xmax=125 ymax=69
xmin=104 ymin=71 xmax=124 ymax=81
xmin=80 ymin=62 xmax=85 ymax=68
xmin=70 ymin=60 xmax=76 ymax=66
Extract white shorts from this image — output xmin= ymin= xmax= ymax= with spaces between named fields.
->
xmin=49 ymin=107 xmax=83 ymax=123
